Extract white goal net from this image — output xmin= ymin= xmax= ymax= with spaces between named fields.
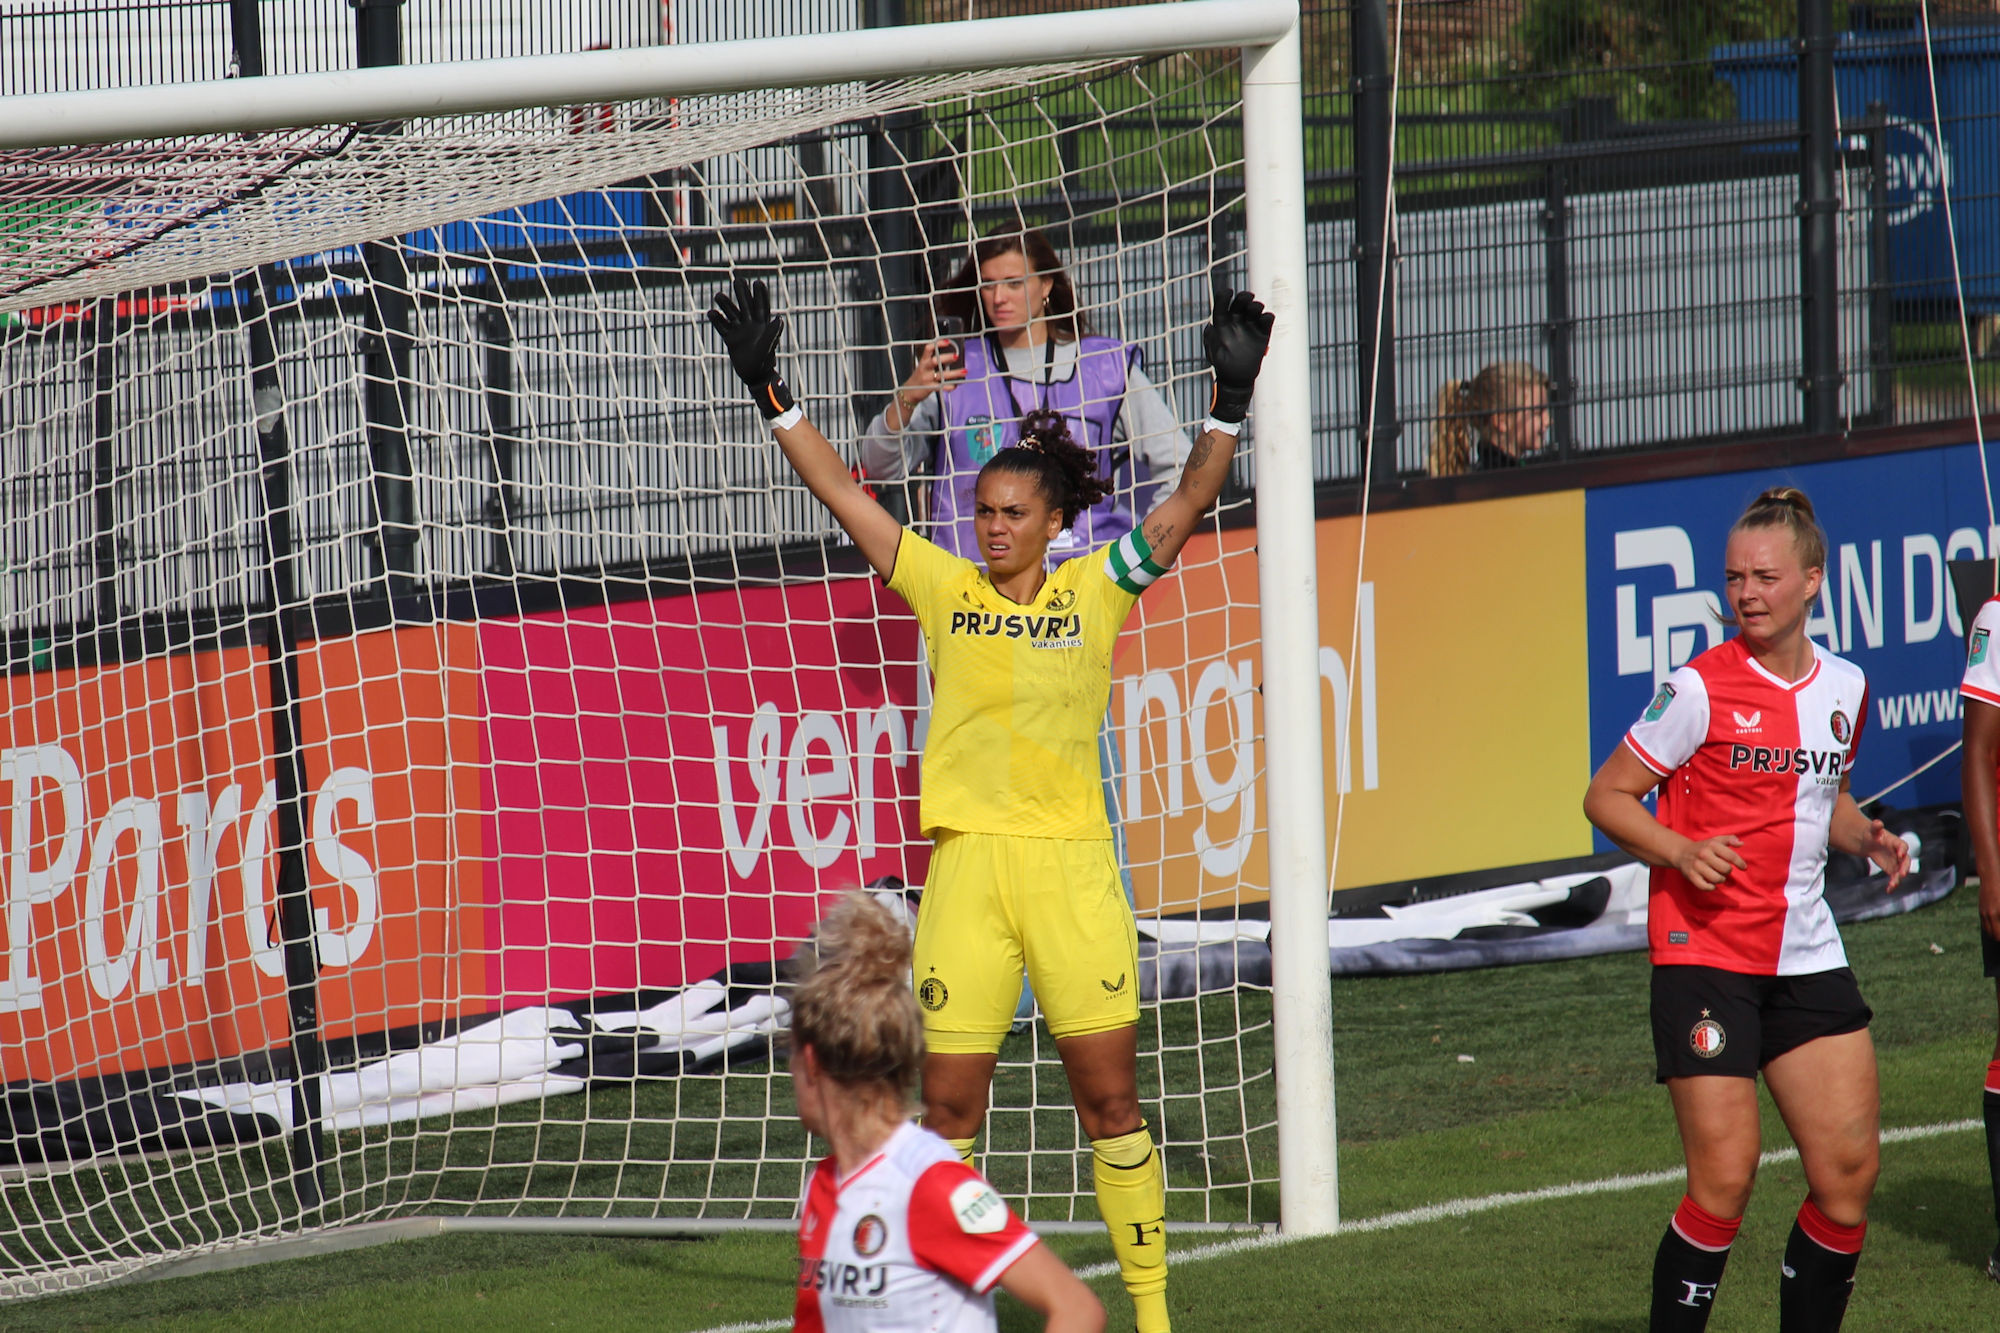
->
xmin=0 ymin=10 xmax=1317 ymax=1296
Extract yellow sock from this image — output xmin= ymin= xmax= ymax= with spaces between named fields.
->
xmin=946 ymin=1136 xmax=977 ymax=1170
xmin=1093 ymin=1125 xmax=1169 ymax=1333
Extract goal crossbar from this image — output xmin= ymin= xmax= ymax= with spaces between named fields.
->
xmin=0 ymin=0 xmax=1296 ymax=151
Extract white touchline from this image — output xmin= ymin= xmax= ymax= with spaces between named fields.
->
xmin=684 ymin=1118 xmax=1979 ymax=1333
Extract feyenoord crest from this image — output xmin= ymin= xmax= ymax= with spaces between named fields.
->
xmin=852 ymin=1214 xmax=888 ymax=1257
xmin=1974 ymin=627 xmax=1991 ymax=666
xmin=1643 ymin=682 xmax=1676 ymax=722
xmin=1689 ymin=1009 xmax=1727 ymax=1059
xmin=1046 ymin=588 xmax=1077 ymax=613
xmin=918 ymin=976 xmax=949 ymax=1012
xmin=1829 ymin=709 xmax=1851 ymax=745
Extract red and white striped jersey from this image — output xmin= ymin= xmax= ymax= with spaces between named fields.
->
xmin=794 ymin=1121 xmax=1037 ymax=1333
xmin=1624 ymin=636 xmax=1868 ymax=975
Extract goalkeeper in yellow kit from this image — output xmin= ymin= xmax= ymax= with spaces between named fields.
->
xmin=710 ymin=276 xmax=1272 ymax=1333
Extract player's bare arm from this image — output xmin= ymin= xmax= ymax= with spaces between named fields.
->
xmin=708 ymin=276 xmax=903 ymax=579
xmin=1583 ymin=744 xmax=1746 ymax=890
xmin=1827 ymin=779 xmax=1910 ymax=889
xmin=995 ymin=1242 xmax=1107 ymax=1333
xmin=1966 ymin=697 xmax=2000 ymax=940
xmin=1139 ymin=289 xmax=1274 ymax=570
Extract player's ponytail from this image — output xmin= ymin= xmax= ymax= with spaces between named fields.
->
xmin=789 ymin=893 xmax=924 ymax=1100
xmin=1732 ymin=485 xmax=1827 ymax=571
xmin=981 ymin=408 xmax=1114 ymax=531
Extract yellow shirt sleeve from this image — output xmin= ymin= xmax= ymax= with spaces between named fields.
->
xmin=887 ymin=528 xmax=964 ymax=640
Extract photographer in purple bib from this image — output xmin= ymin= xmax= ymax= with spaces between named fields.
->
xmin=858 ymin=225 xmax=1192 ymax=561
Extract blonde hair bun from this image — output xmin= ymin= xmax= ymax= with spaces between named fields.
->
xmin=1733 ymin=485 xmax=1827 ymax=570
xmin=789 ymin=892 xmax=925 ymax=1096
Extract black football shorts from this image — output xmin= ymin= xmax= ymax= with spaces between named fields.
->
xmin=1651 ymin=964 xmax=1872 ymax=1082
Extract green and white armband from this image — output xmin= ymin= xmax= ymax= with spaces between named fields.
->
xmin=1106 ymin=527 xmax=1171 ymax=594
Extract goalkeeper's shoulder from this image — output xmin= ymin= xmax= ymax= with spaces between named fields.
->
xmin=885 ymin=525 xmax=973 ymax=599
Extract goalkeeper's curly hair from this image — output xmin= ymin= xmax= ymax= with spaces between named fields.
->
xmin=980 ymin=407 xmax=1114 ymax=532
xmin=789 ymin=893 xmax=924 ymax=1101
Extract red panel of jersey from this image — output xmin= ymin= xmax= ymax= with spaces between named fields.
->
xmin=794 ymin=1121 xmax=1036 ymax=1333
xmin=1624 ymin=637 xmax=1867 ymax=975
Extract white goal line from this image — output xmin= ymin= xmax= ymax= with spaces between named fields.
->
xmin=686 ymin=1117 xmax=1982 ymax=1333
xmin=0 ymin=0 xmax=1296 ymax=150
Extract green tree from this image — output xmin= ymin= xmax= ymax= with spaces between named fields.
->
xmin=1506 ymin=0 xmax=1797 ymax=120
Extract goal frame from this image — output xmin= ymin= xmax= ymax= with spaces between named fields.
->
xmin=1 ymin=0 xmax=1336 ymax=1240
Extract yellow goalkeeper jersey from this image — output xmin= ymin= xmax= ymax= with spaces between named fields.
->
xmin=888 ymin=526 xmax=1168 ymax=840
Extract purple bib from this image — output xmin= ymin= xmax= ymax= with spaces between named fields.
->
xmin=929 ymin=334 xmax=1141 ymax=559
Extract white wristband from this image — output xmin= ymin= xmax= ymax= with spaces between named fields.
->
xmin=1201 ymin=415 xmax=1243 ymax=437
xmin=771 ymin=404 xmax=805 ymax=432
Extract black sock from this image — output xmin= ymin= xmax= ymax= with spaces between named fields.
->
xmin=1651 ymin=1224 xmax=1731 ymax=1331
xmin=1779 ymin=1206 xmax=1864 ymax=1333
xmin=1984 ymin=1084 xmax=2000 ymax=1244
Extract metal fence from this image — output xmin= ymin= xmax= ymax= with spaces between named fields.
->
xmin=4 ymin=0 xmax=2000 ymax=642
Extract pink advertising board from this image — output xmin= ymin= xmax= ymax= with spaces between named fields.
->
xmin=476 ymin=572 xmax=931 ymax=1004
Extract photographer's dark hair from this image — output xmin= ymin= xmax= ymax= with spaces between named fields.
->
xmin=979 ymin=409 xmax=1113 ymax=531
xmin=936 ymin=224 xmax=1093 ymax=341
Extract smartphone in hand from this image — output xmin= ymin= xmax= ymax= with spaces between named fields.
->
xmin=936 ymin=315 xmax=965 ymax=361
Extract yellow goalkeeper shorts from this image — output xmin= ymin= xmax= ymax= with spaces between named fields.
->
xmin=913 ymin=830 xmax=1140 ymax=1053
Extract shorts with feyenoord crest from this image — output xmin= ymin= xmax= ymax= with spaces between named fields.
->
xmin=1650 ymin=964 xmax=1873 ymax=1082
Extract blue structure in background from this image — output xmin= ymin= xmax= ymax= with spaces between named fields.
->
xmin=407 ymin=189 xmax=658 ymax=269
xmin=1714 ymin=23 xmax=2000 ymax=313
xmin=194 ymin=188 xmax=663 ymax=309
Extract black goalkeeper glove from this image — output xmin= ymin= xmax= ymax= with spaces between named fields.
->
xmin=1203 ymin=288 xmax=1275 ymax=425
xmin=707 ymin=276 xmax=797 ymax=421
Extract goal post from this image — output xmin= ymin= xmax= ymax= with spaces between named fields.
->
xmin=1242 ymin=16 xmax=1337 ymax=1238
xmin=0 ymin=0 xmax=1333 ymax=1291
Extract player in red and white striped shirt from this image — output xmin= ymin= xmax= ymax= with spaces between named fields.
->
xmin=788 ymin=893 xmax=1102 ymax=1333
xmin=1586 ymin=487 xmax=1909 ymax=1331
xmin=1956 ymin=593 xmax=2000 ymax=1284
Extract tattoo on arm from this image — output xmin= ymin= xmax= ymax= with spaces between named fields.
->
xmin=1185 ymin=434 xmax=1215 ymax=474
xmin=1144 ymin=518 xmax=1177 ymax=551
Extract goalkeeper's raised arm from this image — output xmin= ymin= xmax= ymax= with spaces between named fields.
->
xmin=707 ymin=275 xmax=1272 ymax=584
xmin=1135 ymin=288 xmax=1273 ymax=573
xmin=706 ymin=275 xmax=904 ymax=578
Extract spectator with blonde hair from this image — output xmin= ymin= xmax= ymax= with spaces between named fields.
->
xmin=1429 ymin=361 xmax=1553 ymax=475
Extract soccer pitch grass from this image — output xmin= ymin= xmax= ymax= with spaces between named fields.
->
xmin=8 ymin=884 xmax=1996 ymax=1331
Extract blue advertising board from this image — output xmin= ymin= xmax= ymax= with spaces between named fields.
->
xmin=1585 ymin=440 xmax=1997 ymax=826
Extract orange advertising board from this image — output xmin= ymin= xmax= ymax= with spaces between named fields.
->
xmin=0 ymin=624 xmax=483 ymax=1083
xmin=1115 ymin=491 xmax=1595 ymax=911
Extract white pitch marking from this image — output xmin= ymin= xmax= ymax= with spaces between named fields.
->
xmin=686 ymin=1118 xmax=1979 ymax=1333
